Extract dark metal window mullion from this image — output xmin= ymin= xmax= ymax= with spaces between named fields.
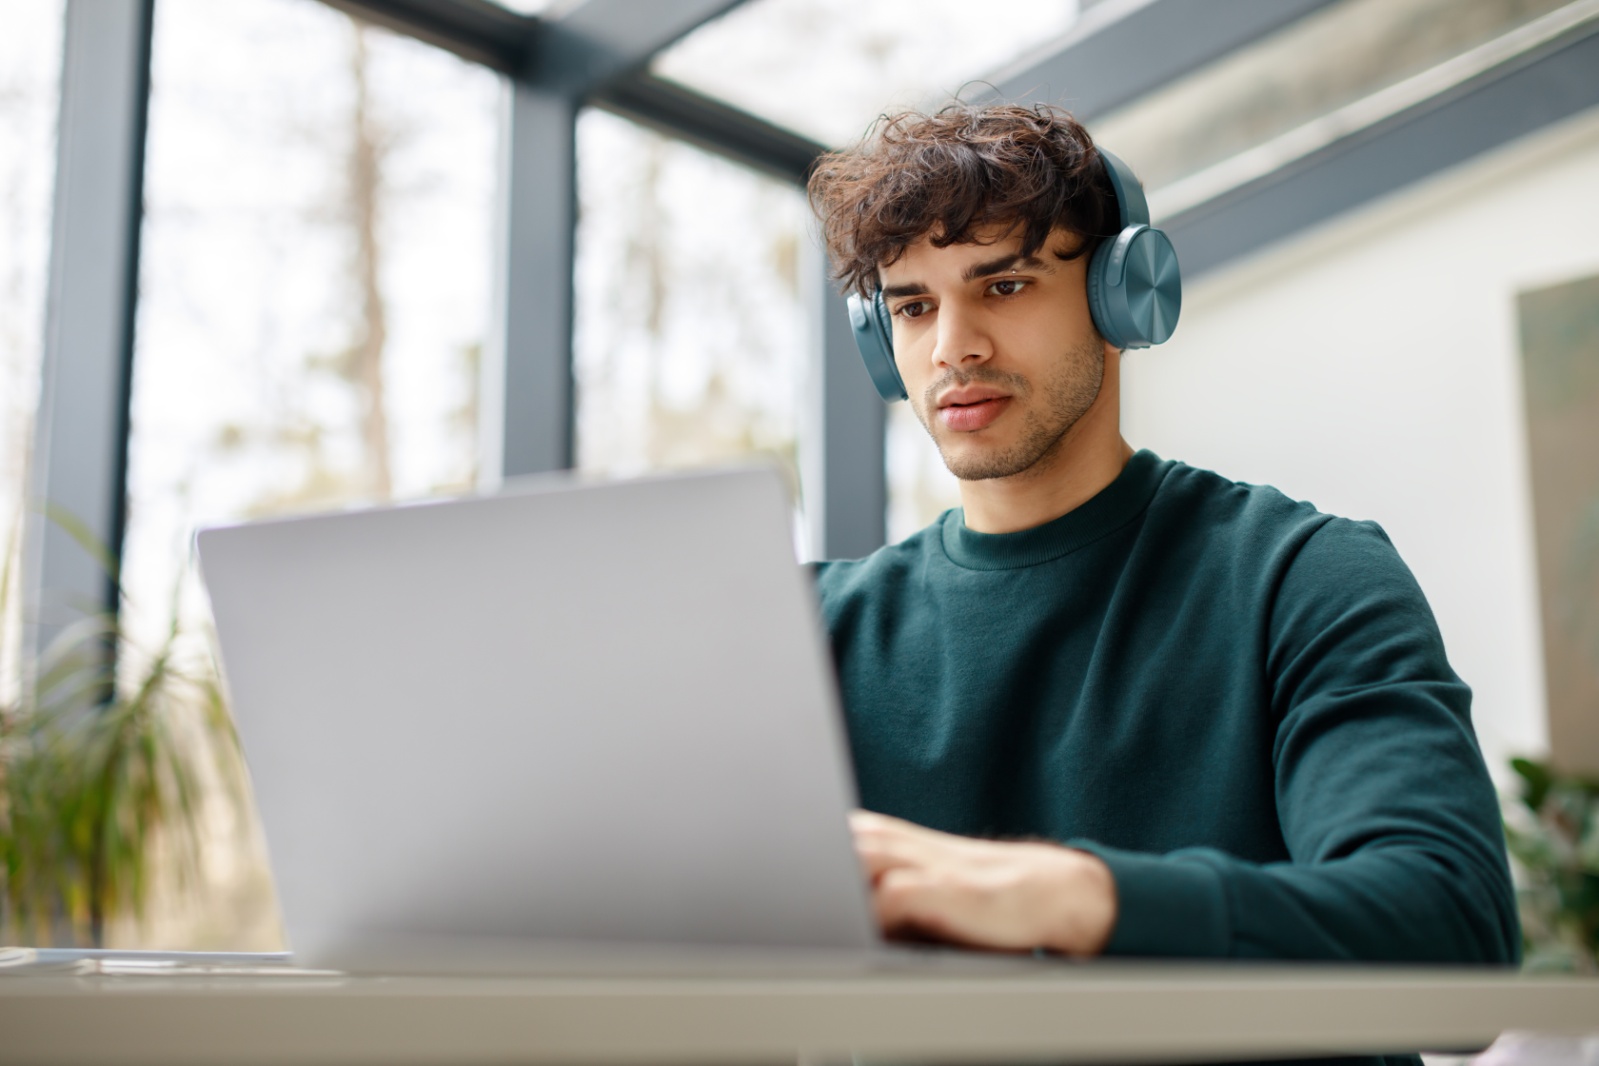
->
xmin=26 ymin=0 xmax=156 ymax=660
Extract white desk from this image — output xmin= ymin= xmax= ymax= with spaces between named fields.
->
xmin=3 ymin=962 xmax=1597 ymax=1065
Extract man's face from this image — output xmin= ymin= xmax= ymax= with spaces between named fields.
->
xmin=878 ymin=225 xmax=1113 ymax=482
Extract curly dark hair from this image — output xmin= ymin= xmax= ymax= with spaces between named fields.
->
xmin=807 ymin=103 xmax=1120 ymax=298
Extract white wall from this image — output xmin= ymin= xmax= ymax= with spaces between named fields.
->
xmin=1123 ymin=107 xmax=1599 ymax=782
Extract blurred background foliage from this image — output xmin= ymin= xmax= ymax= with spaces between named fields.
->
xmin=1504 ymin=756 xmax=1599 ymax=972
xmin=0 ymin=515 xmax=250 ymax=946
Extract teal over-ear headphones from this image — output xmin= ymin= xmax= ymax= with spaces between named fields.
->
xmin=844 ymin=147 xmax=1182 ymax=403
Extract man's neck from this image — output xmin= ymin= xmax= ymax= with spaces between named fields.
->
xmin=957 ymin=403 xmax=1133 ymax=535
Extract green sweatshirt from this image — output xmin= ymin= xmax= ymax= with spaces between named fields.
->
xmin=815 ymin=450 xmax=1518 ymax=1063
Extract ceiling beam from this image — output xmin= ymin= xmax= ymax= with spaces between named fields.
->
xmin=544 ymin=0 xmax=744 ymax=86
xmin=591 ymin=73 xmax=826 ymax=186
xmin=321 ymin=0 xmax=823 ymax=183
xmin=323 ymin=0 xmax=745 ymax=86
xmin=550 ymin=0 xmax=741 ymax=79
xmin=319 ymin=0 xmax=533 ymax=73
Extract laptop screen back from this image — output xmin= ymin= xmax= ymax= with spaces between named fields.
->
xmin=198 ymin=466 xmax=875 ymax=966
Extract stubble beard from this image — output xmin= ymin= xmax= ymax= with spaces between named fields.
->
xmin=917 ymin=333 xmax=1106 ymax=482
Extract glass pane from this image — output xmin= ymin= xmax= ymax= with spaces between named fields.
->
xmin=574 ymin=108 xmax=807 ymax=511
xmin=122 ymin=0 xmax=500 ymax=947
xmin=1093 ymin=0 xmax=1574 ymax=210
xmin=653 ymin=0 xmax=1080 ymax=148
xmin=0 ymin=0 xmax=64 ymax=701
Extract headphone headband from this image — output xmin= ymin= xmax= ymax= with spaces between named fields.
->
xmin=1096 ymin=148 xmax=1149 ymax=231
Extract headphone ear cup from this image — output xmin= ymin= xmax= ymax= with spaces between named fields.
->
xmin=1088 ymin=226 xmax=1182 ymax=350
xmin=846 ymin=291 xmax=908 ymax=402
xmin=1087 ymin=226 xmax=1176 ymax=350
xmin=1123 ymin=227 xmax=1182 ymax=347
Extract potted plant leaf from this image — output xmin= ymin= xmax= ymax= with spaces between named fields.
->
xmin=1 ymin=511 xmax=247 ymax=947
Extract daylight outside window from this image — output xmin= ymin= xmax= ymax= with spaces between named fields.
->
xmin=0 ymin=0 xmax=64 ymax=705
xmin=573 ymin=109 xmax=808 ymax=502
xmin=116 ymin=0 xmax=499 ymax=946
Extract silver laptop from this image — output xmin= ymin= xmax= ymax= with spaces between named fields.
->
xmin=196 ymin=465 xmax=913 ymax=974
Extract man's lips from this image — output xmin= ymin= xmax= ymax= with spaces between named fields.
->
xmin=937 ymin=385 xmax=1008 ymax=408
xmin=936 ymin=388 xmax=1012 ymax=432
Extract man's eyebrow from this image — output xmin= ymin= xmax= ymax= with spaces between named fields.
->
xmin=880 ymin=253 xmax=1050 ymax=299
xmin=962 ymin=252 xmax=1047 ymax=283
xmin=880 ymin=282 xmax=927 ymax=300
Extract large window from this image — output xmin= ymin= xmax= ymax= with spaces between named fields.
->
xmin=574 ymin=109 xmax=809 ymax=511
xmin=0 ymin=0 xmax=65 ymax=701
xmin=128 ymin=0 xmax=500 ymax=653
xmin=120 ymin=0 xmax=500 ymax=947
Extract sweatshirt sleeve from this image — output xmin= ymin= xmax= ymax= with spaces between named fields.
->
xmin=1082 ymin=518 xmax=1521 ymax=963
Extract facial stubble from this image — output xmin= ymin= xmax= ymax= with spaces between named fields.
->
xmin=916 ymin=333 xmax=1106 ymax=482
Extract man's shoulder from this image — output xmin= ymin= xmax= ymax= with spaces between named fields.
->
xmin=1152 ymin=456 xmax=1322 ymax=528
xmin=812 ymin=514 xmax=949 ymax=602
xmin=1152 ymin=456 xmax=1390 ymax=553
xmin=1150 ymin=456 xmax=1416 ymax=605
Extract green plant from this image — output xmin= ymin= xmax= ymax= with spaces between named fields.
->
xmin=0 ymin=510 xmax=244 ymax=946
xmin=1503 ymin=756 xmax=1599 ymax=973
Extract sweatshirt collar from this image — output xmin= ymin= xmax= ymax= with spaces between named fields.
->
xmin=939 ymin=449 xmax=1170 ymax=570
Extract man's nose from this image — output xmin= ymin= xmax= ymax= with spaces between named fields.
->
xmin=930 ymin=302 xmax=993 ymax=372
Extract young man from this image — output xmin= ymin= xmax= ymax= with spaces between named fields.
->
xmin=806 ymin=104 xmax=1519 ymax=970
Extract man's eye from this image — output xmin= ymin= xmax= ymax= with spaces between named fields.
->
xmin=895 ymin=300 xmax=932 ymax=320
xmin=987 ymin=278 xmax=1028 ymax=297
